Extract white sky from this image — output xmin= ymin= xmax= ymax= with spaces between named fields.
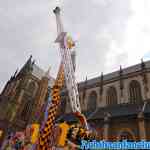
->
xmin=0 ymin=0 xmax=150 ymax=92
xmin=106 ymin=0 xmax=150 ymax=72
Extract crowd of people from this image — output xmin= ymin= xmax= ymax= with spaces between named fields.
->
xmin=1 ymin=125 xmax=38 ymax=150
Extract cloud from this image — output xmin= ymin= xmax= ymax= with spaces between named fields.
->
xmin=62 ymin=0 xmax=131 ymax=79
xmin=0 ymin=0 xmax=60 ymax=91
xmin=121 ymin=0 xmax=150 ymax=67
xmin=1 ymin=0 xmax=150 ymax=92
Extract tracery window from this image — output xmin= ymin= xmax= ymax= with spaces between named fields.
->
xmin=129 ymin=80 xmax=142 ymax=103
xmin=87 ymin=91 xmax=97 ymax=112
xmin=106 ymin=86 xmax=118 ymax=105
xmin=28 ymin=81 xmax=38 ymax=97
xmin=21 ymin=101 xmax=32 ymax=121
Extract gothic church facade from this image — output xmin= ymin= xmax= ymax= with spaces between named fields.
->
xmin=0 ymin=56 xmax=54 ymax=141
xmin=60 ymin=60 xmax=150 ymax=141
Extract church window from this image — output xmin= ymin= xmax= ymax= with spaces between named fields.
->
xmin=87 ymin=91 xmax=97 ymax=112
xmin=106 ymin=86 xmax=118 ymax=105
xmin=129 ymin=80 xmax=142 ymax=103
xmin=28 ymin=81 xmax=38 ymax=97
xmin=21 ymin=101 xmax=32 ymax=121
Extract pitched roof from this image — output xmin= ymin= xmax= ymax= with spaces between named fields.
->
xmin=56 ymin=102 xmax=150 ymax=122
xmin=78 ymin=60 xmax=150 ymax=89
xmin=88 ymin=101 xmax=150 ymax=120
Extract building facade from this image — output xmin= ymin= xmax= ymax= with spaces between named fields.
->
xmin=1 ymin=56 xmax=150 ymax=143
xmin=0 ymin=56 xmax=54 ymax=142
xmin=59 ymin=60 xmax=150 ymax=141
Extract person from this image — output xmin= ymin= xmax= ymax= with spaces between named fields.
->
xmin=14 ymin=138 xmax=22 ymax=150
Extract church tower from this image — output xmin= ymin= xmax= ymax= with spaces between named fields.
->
xmin=0 ymin=56 xmax=54 ymax=135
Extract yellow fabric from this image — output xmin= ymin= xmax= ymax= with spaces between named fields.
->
xmin=57 ymin=122 xmax=70 ymax=147
xmin=31 ymin=124 xmax=40 ymax=144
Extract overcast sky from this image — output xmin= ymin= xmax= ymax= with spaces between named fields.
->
xmin=0 ymin=0 xmax=150 ymax=92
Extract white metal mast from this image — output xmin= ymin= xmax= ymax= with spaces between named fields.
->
xmin=53 ymin=7 xmax=81 ymax=113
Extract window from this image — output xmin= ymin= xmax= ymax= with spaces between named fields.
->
xmin=106 ymin=86 xmax=117 ymax=105
xmin=21 ymin=101 xmax=32 ymax=121
xmin=129 ymin=80 xmax=142 ymax=103
xmin=28 ymin=81 xmax=38 ymax=97
xmin=87 ymin=91 xmax=97 ymax=112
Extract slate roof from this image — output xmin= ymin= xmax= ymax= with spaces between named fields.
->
xmin=88 ymin=101 xmax=150 ymax=120
xmin=77 ymin=60 xmax=150 ymax=89
xmin=56 ymin=101 xmax=150 ymax=122
xmin=56 ymin=113 xmax=78 ymax=123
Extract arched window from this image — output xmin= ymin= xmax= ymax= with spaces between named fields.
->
xmin=87 ymin=91 xmax=97 ymax=112
xmin=21 ymin=101 xmax=32 ymax=121
xmin=28 ymin=81 xmax=38 ymax=97
xmin=106 ymin=86 xmax=118 ymax=105
xmin=129 ymin=80 xmax=142 ymax=103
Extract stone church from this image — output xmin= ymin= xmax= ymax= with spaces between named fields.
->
xmin=1 ymin=55 xmax=150 ymax=143
xmin=59 ymin=59 xmax=150 ymax=141
xmin=0 ymin=56 xmax=54 ymax=143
